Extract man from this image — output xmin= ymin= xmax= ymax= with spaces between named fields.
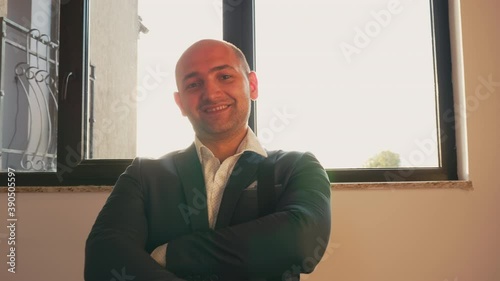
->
xmin=85 ymin=39 xmax=331 ymax=281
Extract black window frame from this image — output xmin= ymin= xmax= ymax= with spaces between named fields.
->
xmin=1 ymin=0 xmax=456 ymax=186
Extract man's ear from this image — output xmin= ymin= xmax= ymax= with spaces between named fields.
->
xmin=173 ymin=92 xmax=187 ymax=116
xmin=248 ymin=71 xmax=258 ymax=100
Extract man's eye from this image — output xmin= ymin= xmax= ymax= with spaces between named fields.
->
xmin=220 ymin=74 xmax=232 ymax=80
xmin=186 ymin=82 xmax=199 ymax=89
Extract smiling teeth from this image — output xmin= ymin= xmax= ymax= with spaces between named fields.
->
xmin=206 ymin=105 xmax=228 ymax=112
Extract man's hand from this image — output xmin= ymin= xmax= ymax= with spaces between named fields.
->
xmin=150 ymin=243 xmax=168 ymax=267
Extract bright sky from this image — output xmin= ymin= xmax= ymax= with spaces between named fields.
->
xmin=136 ymin=0 xmax=438 ymax=168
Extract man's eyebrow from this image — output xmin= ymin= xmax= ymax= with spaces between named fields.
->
xmin=182 ymin=65 xmax=235 ymax=83
xmin=209 ymin=64 xmax=234 ymax=72
xmin=182 ymin=72 xmax=199 ymax=83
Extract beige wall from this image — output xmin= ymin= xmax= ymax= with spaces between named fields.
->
xmin=1 ymin=0 xmax=500 ymax=280
xmin=0 ymin=193 xmax=108 ymax=280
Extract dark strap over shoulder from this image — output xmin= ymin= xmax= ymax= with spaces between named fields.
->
xmin=257 ymin=156 xmax=275 ymax=217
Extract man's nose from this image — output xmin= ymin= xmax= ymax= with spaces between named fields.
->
xmin=202 ymin=79 xmax=222 ymax=100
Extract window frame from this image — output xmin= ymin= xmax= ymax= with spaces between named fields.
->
xmin=0 ymin=0 xmax=457 ymax=186
xmin=325 ymin=0 xmax=457 ymax=182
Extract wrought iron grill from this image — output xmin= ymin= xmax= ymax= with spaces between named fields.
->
xmin=0 ymin=17 xmax=59 ymax=172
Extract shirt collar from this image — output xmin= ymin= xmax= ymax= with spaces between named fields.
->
xmin=194 ymin=128 xmax=268 ymax=162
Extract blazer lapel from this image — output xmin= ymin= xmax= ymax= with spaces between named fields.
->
xmin=215 ymin=151 xmax=265 ymax=229
xmin=173 ymin=144 xmax=210 ymax=232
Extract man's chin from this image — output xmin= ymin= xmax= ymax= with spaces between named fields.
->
xmin=196 ymin=124 xmax=244 ymax=139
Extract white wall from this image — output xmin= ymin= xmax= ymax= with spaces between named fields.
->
xmin=1 ymin=0 xmax=499 ymax=280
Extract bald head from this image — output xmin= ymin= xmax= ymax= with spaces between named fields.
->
xmin=175 ymin=39 xmax=251 ymax=89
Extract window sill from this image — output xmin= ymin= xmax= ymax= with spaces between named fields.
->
xmin=0 ymin=186 xmax=113 ymax=193
xmin=332 ymin=180 xmax=473 ymax=191
xmin=0 ymin=181 xmax=473 ymax=193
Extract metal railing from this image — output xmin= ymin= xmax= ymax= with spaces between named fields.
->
xmin=0 ymin=17 xmax=59 ymax=172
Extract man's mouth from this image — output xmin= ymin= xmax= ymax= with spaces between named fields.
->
xmin=205 ymin=105 xmax=229 ymax=113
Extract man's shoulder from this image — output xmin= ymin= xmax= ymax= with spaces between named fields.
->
xmin=266 ymin=149 xmax=315 ymax=162
xmin=266 ymin=150 xmax=325 ymax=174
xmin=266 ymin=150 xmax=329 ymax=190
xmin=127 ymin=145 xmax=196 ymax=171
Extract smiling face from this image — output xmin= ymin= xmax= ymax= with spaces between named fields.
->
xmin=174 ymin=40 xmax=258 ymax=142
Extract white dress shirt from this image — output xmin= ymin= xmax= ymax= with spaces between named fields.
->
xmin=194 ymin=128 xmax=267 ymax=229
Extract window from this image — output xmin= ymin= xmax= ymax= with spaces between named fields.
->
xmin=254 ymin=0 xmax=457 ymax=181
xmin=0 ymin=0 xmax=456 ymax=185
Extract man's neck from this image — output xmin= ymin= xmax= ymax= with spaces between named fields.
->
xmin=198 ymin=128 xmax=248 ymax=162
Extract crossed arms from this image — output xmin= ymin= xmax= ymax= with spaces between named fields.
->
xmin=84 ymin=152 xmax=331 ymax=281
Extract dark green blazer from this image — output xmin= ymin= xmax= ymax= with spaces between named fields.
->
xmin=85 ymin=144 xmax=331 ymax=281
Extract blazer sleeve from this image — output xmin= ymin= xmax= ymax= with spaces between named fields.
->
xmin=165 ymin=152 xmax=332 ymax=278
xmin=84 ymin=158 xmax=186 ymax=281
